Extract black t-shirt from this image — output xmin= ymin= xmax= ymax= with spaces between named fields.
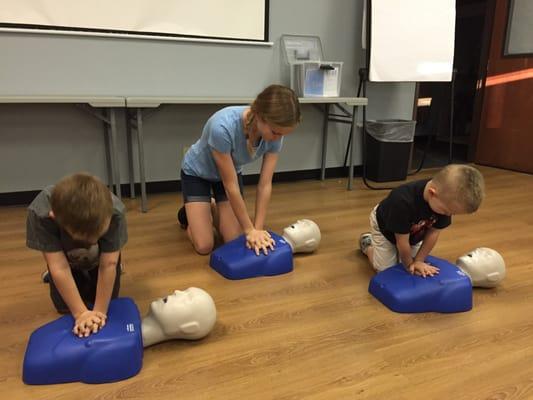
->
xmin=376 ymin=179 xmax=451 ymax=245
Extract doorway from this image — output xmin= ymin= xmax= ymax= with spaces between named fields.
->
xmin=412 ymin=0 xmax=491 ymax=170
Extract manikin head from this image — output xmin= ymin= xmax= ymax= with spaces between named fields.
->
xmin=142 ymin=287 xmax=216 ymax=347
xmin=456 ymin=247 xmax=506 ymax=288
xmin=282 ymin=219 xmax=321 ymax=253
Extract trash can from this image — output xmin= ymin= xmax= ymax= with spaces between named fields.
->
xmin=364 ymin=119 xmax=416 ymax=182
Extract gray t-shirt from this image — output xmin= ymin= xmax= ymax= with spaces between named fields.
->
xmin=26 ymin=186 xmax=128 ymax=271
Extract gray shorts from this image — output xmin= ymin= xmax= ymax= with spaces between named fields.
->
xmin=369 ymin=205 xmax=421 ymax=271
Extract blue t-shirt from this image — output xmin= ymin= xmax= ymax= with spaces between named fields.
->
xmin=181 ymin=106 xmax=283 ymax=181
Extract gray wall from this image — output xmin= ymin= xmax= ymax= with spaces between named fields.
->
xmin=0 ymin=0 xmax=415 ymax=193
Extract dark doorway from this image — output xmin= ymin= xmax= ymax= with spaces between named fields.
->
xmin=412 ymin=0 xmax=491 ymax=170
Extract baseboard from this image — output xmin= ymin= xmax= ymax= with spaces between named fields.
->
xmin=0 ymin=166 xmax=363 ymax=207
xmin=0 ymin=191 xmax=42 ymax=207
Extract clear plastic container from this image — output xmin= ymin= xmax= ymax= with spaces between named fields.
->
xmin=281 ymin=34 xmax=343 ymax=97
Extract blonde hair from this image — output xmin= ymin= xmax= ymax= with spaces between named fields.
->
xmin=247 ymin=84 xmax=301 ymax=129
xmin=432 ymin=164 xmax=485 ymax=213
xmin=50 ymin=173 xmax=113 ymax=238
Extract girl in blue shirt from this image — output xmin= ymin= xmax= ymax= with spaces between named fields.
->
xmin=179 ymin=85 xmax=301 ymax=256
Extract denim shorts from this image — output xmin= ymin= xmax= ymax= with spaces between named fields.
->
xmin=181 ymin=170 xmax=244 ymax=203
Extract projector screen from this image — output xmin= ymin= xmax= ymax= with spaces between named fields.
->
xmin=368 ymin=0 xmax=455 ymax=82
xmin=0 ymin=0 xmax=269 ymax=43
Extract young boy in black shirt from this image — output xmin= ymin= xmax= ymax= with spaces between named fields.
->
xmin=359 ymin=164 xmax=485 ymax=277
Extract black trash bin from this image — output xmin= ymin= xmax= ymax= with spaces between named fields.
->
xmin=364 ymin=119 xmax=416 ymax=182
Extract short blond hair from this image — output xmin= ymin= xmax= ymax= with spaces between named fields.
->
xmin=432 ymin=164 xmax=485 ymax=213
xmin=50 ymin=173 xmax=113 ymax=238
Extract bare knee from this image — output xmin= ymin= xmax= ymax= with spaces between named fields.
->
xmin=192 ymin=239 xmax=214 ymax=255
xmin=186 ymin=222 xmax=214 ymax=255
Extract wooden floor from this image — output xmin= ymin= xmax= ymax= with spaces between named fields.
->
xmin=1 ymin=166 xmax=533 ymax=400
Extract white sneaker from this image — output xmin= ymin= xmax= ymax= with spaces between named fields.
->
xmin=359 ymin=233 xmax=372 ymax=255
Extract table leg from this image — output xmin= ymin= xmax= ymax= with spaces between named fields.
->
xmin=320 ymin=103 xmax=330 ymax=180
xmin=103 ymin=121 xmax=114 ymax=192
xmin=108 ymin=109 xmax=122 ymax=200
xmin=125 ymin=109 xmax=135 ymax=199
xmin=348 ymin=105 xmax=358 ymax=190
xmin=136 ymin=108 xmax=148 ymax=212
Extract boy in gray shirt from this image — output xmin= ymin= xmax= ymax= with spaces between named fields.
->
xmin=26 ymin=173 xmax=127 ymax=338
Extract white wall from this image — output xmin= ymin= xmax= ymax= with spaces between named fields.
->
xmin=0 ymin=0 xmax=415 ymax=193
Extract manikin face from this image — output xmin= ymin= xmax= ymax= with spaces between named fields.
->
xmin=282 ymin=219 xmax=321 ymax=253
xmin=148 ymin=287 xmax=216 ymax=340
xmin=456 ymin=247 xmax=506 ymax=288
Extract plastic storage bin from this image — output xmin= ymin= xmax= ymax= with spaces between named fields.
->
xmin=364 ymin=119 xmax=416 ymax=182
xmin=295 ymin=61 xmax=343 ymax=97
xmin=281 ymin=34 xmax=343 ymax=97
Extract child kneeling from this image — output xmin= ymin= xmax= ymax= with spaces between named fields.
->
xmin=26 ymin=173 xmax=127 ymax=337
xmin=360 ymin=164 xmax=484 ymax=277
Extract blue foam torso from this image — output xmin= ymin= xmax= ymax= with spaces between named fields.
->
xmin=209 ymin=232 xmax=293 ymax=279
xmin=23 ymin=297 xmax=143 ymax=385
xmin=368 ymin=256 xmax=472 ymax=313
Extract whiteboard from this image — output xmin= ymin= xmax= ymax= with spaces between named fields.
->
xmin=369 ymin=0 xmax=455 ymax=82
xmin=0 ymin=0 xmax=268 ymax=43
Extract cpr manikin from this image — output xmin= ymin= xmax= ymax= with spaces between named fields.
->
xmin=23 ymin=288 xmax=217 ymax=384
xmin=369 ymin=248 xmax=506 ymax=313
xmin=282 ymin=219 xmax=321 ymax=253
xmin=209 ymin=219 xmax=321 ymax=279
xmin=456 ymin=247 xmax=505 ymax=288
xmin=142 ymin=287 xmax=217 ymax=347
